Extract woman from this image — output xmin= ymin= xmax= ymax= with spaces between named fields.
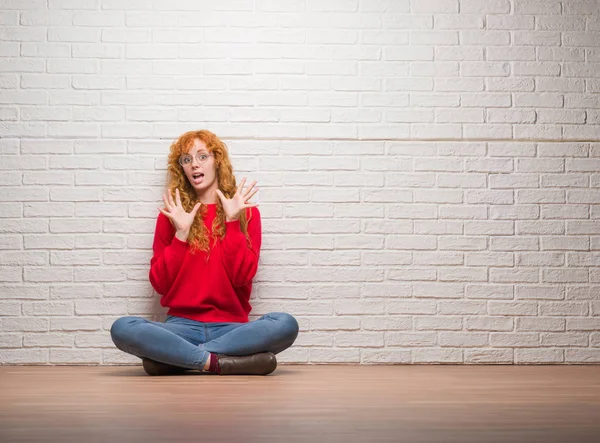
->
xmin=110 ymin=130 xmax=299 ymax=376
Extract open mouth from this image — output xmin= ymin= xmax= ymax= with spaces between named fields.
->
xmin=191 ymin=172 xmax=204 ymax=184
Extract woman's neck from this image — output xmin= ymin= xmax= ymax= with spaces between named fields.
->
xmin=195 ymin=189 xmax=218 ymax=205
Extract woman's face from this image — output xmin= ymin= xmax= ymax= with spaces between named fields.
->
xmin=181 ymin=138 xmax=219 ymax=199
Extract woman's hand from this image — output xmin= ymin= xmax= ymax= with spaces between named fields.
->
xmin=215 ymin=177 xmax=259 ymax=222
xmin=158 ymin=188 xmax=201 ymax=242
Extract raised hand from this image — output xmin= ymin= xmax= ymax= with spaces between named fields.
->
xmin=215 ymin=177 xmax=259 ymax=222
xmin=159 ymin=188 xmax=201 ymax=241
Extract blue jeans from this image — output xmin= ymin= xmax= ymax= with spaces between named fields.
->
xmin=110 ymin=312 xmax=299 ymax=370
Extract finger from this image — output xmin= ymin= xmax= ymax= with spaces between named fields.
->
xmin=243 ymin=180 xmax=257 ymax=197
xmin=158 ymin=207 xmax=172 ymax=219
xmin=244 ymin=187 xmax=259 ymax=202
xmin=167 ymin=189 xmax=176 ymax=208
xmin=162 ymin=193 xmax=172 ymax=211
xmin=215 ymin=189 xmax=225 ymax=203
xmin=190 ymin=202 xmax=201 ymax=217
xmin=175 ymin=188 xmax=182 ymax=207
xmin=236 ymin=177 xmax=247 ymax=195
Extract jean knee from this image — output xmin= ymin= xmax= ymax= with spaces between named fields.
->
xmin=271 ymin=312 xmax=299 ymax=344
xmin=110 ymin=316 xmax=140 ymax=348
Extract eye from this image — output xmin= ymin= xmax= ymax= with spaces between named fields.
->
xmin=182 ymin=155 xmax=192 ymax=164
xmin=199 ymin=154 xmax=208 ymax=161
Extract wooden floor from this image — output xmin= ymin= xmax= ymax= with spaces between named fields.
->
xmin=0 ymin=365 xmax=599 ymax=443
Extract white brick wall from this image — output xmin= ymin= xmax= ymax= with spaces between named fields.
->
xmin=1 ymin=0 xmax=600 ymax=365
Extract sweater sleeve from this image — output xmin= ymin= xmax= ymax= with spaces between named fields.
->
xmin=149 ymin=213 xmax=188 ymax=296
xmin=220 ymin=207 xmax=262 ymax=288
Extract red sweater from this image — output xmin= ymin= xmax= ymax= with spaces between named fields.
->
xmin=149 ymin=204 xmax=261 ymax=323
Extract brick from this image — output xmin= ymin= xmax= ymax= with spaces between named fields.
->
xmin=460 ymin=0 xmax=509 ymax=14
xmin=540 ymin=332 xmax=588 ymax=347
xmin=415 ymin=316 xmax=462 ymax=330
xmin=515 ymin=349 xmax=564 ymax=363
xmin=311 ymin=316 xmax=360 ymax=331
xmin=490 ymin=205 xmax=539 ymax=220
xmin=360 ymin=283 xmax=411 ymax=298
xmin=295 ymin=332 xmax=333 ymax=347
xmin=102 ymin=349 xmax=140 ymax=365
xmin=413 ymin=222 xmax=463 ymax=235
xmin=277 ymin=348 xmax=308 ymax=364
xmin=489 ymin=173 xmax=538 ymax=189
xmin=2 ymin=317 xmax=48 ymax=332
xmin=490 ymin=333 xmax=539 ymax=347
xmin=75 ymin=332 xmax=114 ymax=348
xmin=387 ymin=300 xmax=436 ymax=315
xmin=413 ymin=348 xmax=462 ymax=363
xmin=23 ymin=332 xmax=73 ymax=347
xmin=465 ymin=316 xmax=514 ymax=331
xmin=466 ymin=285 xmax=513 ymax=300
xmin=438 ymin=235 xmax=487 ymax=250
xmin=542 ymin=268 xmax=588 ymax=283
xmin=439 ymin=301 xmax=486 ymax=315
xmin=50 ymin=349 xmax=102 ymax=364
xmin=514 ymin=0 xmax=561 ymax=14
xmin=387 ymin=332 xmax=437 ymax=346
xmin=488 ymin=47 xmax=535 ymax=61
xmin=461 ymin=31 xmax=510 ymax=46
xmin=310 ymin=348 xmax=359 ymax=363
xmin=490 ymin=268 xmax=539 ymax=283
xmin=0 ymin=333 xmax=22 ymax=348
xmin=335 ymin=332 xmax=384 ymax=347
xmin=514 ymin=93 xmax=563 ymax=108
xmin=50 ymin=317 xmax=102 ymax=331
xmin=0 ymin=252 xmax=47 ymax=266
xmin=516 ymin=286 xmax=564 ymax=300
xmin=0 ymin=349 xmax=48 ymax=364
xmin=435 ymin=47 xmax=484 ymax=61
xmin=362 ymin=349 xmax=411 ymax=364
xmin=465 ymin=349 xmax=513 ymax=363
xmin=565 ymin=349 xmax=600 ymax=363
xmin=389 ymin=268 xmax=436 ymax=281
xmin=539 ymin=302 xmax=589 ymax=316
xmin=541 ymin=205 xmax=588 ymax=220
xmin=487 ymin=15 xmax=534 ymax=30
xmin=411 ymin=0 xmax=458 ymax=13
xmin=439 ymin=332 xmax=488 ymax=347
xmin=0 ymin=236 xmax=22 ymax=250
xmin=489 ymin=302 xmax=538 ymax=316
xmin=516 ymin=221 xmax=564 ymax=235
xmin=567 ymin=286 xmax=600 ymax=300
xmin=517 ymin=318 xmax=565 ymax=332
xmin=21 ymin=301 xmax=73 ymax=316
xmin=566 ymin=318 xmax=600 ymax=331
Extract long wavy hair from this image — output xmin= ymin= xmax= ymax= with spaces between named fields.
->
xmin=165 ymin=130 xmax=252 ymax=256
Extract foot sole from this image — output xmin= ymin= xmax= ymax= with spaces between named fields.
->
xmin=142 ymin=358 xmax=187 ymax=376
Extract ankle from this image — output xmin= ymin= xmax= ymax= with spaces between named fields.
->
xmin=207 ymin=352 xmax=221 ymax=374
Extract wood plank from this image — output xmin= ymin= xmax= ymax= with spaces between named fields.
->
xmin=1 ymin=365 xmax=599 ymax=442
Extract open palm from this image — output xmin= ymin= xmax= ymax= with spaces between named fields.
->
xmin=159 ymin=188 xmax=201 ymax=234
xmin=215 ymin=177 xmax=259 ymax=222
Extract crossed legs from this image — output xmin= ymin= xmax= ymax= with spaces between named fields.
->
xmin=110 ymin=312 xmax=299 ymax=374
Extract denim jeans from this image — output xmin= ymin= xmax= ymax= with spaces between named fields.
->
xmin=110 ymin=312 xmax=299 ymax=370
